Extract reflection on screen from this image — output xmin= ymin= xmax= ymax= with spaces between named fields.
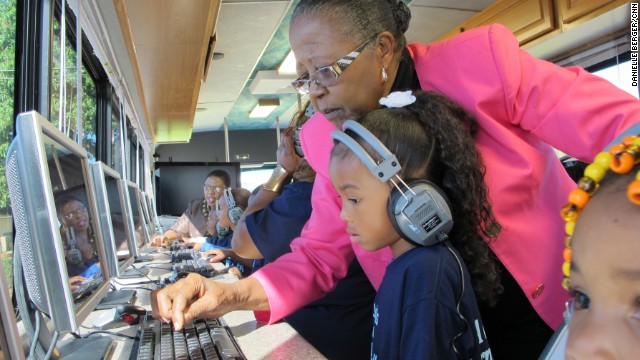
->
xmin=46 ymin=137 xmax=106 ymax=303
xmin=104 ymin=175 xmax=133 ymax=264
xmin=127 ymin=185 xmax=146 ymax=248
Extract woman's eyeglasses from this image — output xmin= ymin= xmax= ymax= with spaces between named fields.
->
xmin=204 ymin=185 xmax=223 ymax=193
xmin=64 ymin=206 xmax=87 ymax=220
xmin=291 ymin=36 xmax=376 ymax=95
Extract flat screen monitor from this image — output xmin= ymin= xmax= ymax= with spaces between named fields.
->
xmin=90 ymin=162 xmax=135 ymax=277
xmin=145 ymin=192 xmax=161 ymax=233
xmin=124 ymin=181 xmax=149 ymax=252
xmin=5 ymin=111 xmax=110 ymax=333
xmin=155 ymin=162 xmax=241 ymax=216
xmin=137 ymin=188 xmax=155 ymax=239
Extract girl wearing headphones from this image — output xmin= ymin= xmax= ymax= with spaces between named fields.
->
xmin=329 ymin=91 xmax=501 ymax=359
xmin=201 ymin=188 xmax=254 ymax=275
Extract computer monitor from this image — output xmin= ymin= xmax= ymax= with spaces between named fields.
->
xmin=137 ymin=188 xmax=155 ymax=239
xmin=5 ymin=111 xmax=110 ymax=333
xmin=144 ymin=192 xmax=161 ymax=234
xmin=123 ymin=180 xmax=149 ymax=253
xmin=90 ymin=162 xmax=135 ymax=277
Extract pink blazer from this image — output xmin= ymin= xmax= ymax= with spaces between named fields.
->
xmin=251 ymin=24 xmax=640 ymax=328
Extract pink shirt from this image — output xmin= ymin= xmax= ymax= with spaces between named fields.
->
xmin=251 ymin=24 xmax=640 ymax=328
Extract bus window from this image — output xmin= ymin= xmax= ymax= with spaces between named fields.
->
xmin=51 ymin=9 xmax=98 ymax=161
xmin=592 ymin=60 xmax=639 ymax=99
xmin=0 ymin=0 xmax=16 ymax=297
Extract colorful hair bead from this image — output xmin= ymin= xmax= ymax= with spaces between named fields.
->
xmin=561 ymin=133 xmax=640 ymax=291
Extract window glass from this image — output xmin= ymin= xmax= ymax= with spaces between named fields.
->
xmin=51 ymin=13 xmax=98 ymax=161
xmin=127 ymin=121 xmax=136 ymax=182
xmin=111 ymin=99 xmax=123 ymax=176
xmin=138 ymin=143 xmax=144 ymax=189
xmin=241 ymin=166 xmax=276 ymax=192
xmin=0 ymin=0 xmax=16 ymax=296
xmin=592 ymin=60 xmax=639 ymax=99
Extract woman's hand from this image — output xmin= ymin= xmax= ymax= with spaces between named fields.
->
xmin=151 ymin=276 xmax=271 ymax=331
xmin=277 ymin=127 xmax=299 ymax=173
xmin=68 ymin=276 xmax=87 ymax=292
xmin=150 ymin=273 xmax=237 ymax=331
xmin=202 ymin=248 xmax=228 ymax=263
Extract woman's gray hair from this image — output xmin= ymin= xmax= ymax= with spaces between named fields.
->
xmin=292 ymin=0 xmax=411 ymax=51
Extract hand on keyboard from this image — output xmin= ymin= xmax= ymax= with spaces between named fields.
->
xmin=151 ymin=273 xmax=254 ymax=332
xmin=71 ymin=274 xmax=104 ymax=301
xmin=201 ymin=249 xmax=229 ymax=263
xmin=69 ymin=275 xmax=87 ymax=292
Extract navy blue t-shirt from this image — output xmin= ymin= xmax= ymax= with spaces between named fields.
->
xmin=371 ymin=245 xmax=492 ymax=360
xmin=246 ymin=181 xmax=376 ymax=360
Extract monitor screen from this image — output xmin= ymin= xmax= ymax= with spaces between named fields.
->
xmin=5 ymin=111 xmax=110 ymax=333
xmin=90 ymin=162 xmax=135 ymax=277
xmin=125 ymin=181 xmax=149 ymax=250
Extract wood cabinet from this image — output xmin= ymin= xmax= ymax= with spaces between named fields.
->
xmin=438 ymin=0 xmax=628 ymax=46
xmin=558 ymin=0 xmax=629 ymax=27
xmin=461 ymin=0 xmax=555 ymax=45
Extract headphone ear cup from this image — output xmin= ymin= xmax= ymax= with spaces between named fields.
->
xmin=228 ymin=206 xmax=244 ymax=225
xmin=387 ymin=180 xmax=454 ymax=247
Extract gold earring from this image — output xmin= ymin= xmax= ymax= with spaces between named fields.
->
xmin=382 ymin=67 xmax=388 ymax=83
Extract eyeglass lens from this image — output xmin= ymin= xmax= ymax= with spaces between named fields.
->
xmin=204 ymin=185 xmax=222 ymax=192
xmin=65 ymin=206 xmax=87 ymax=220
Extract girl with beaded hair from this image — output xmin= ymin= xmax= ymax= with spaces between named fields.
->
xmin=559 ymin=124 xmax=640 ymax=358
xmin=151 ymin=1 xmax=640 ymax=358
xmin=330 ymin=90 xmax=500 ymax=359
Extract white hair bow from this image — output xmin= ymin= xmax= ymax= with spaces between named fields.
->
xmin=379 ymin=90 xmax=416 ymax=108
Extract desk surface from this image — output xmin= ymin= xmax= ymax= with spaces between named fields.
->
xmin=82 ymin=256 xmax=327 ymax=360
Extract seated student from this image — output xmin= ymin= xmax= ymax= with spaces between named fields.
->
xmin=560 ymin=127 xmax=640 ymax=358
xmin=151 ymin=169 xmax=230 ymax=246
xmin=201 ymin=188 xmax=253 ymax=274
xmin=329 ymin=91 xmax=500 ymax=359
xmin=56 ymin=194 xmax=101 ymax=279
xmin=232 ymin=105 xmax=376 ymax=360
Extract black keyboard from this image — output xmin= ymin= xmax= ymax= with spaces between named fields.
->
xmin=165 ymin=259 xmax=224 ymax=284
xmin=136 ymin=314 xmax=245 ymax=360
xmin=72 ymin=274 xmax=104 ymax=301
xmin=170 ymin=249 xmax=200 ymax=262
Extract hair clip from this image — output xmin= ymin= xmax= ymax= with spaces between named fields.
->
xmin=379 ymin=90 xmax=416 ymax=108
xmin=560 ymin=134 xmax=640 ymax=290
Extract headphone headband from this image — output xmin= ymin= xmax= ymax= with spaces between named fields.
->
xmin=330 ymin=120 xmax=401 ymax=182
xmin=223 ymin=188 xmax=236 ymax=208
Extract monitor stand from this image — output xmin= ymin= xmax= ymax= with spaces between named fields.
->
xmin=58 ymin=336 xmax=113 ymax=360
xmin=94 ymin=289 xmax=137 ymax=310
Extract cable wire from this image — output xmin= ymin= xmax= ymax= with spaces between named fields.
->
xmin=27 ymin=311 xmax=40 ymax=360
xmin=43 ymin=331 xmax=59 ymax=360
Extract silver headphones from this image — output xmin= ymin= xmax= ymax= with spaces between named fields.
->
xmin=330 ymin=120 xmax=454 ymax=247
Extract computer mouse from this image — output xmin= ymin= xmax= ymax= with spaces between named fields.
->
xmin=92 ymin=304 xmax=147 ymax=329
xmin=115 ymin=304 xmax=147 ymax=325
